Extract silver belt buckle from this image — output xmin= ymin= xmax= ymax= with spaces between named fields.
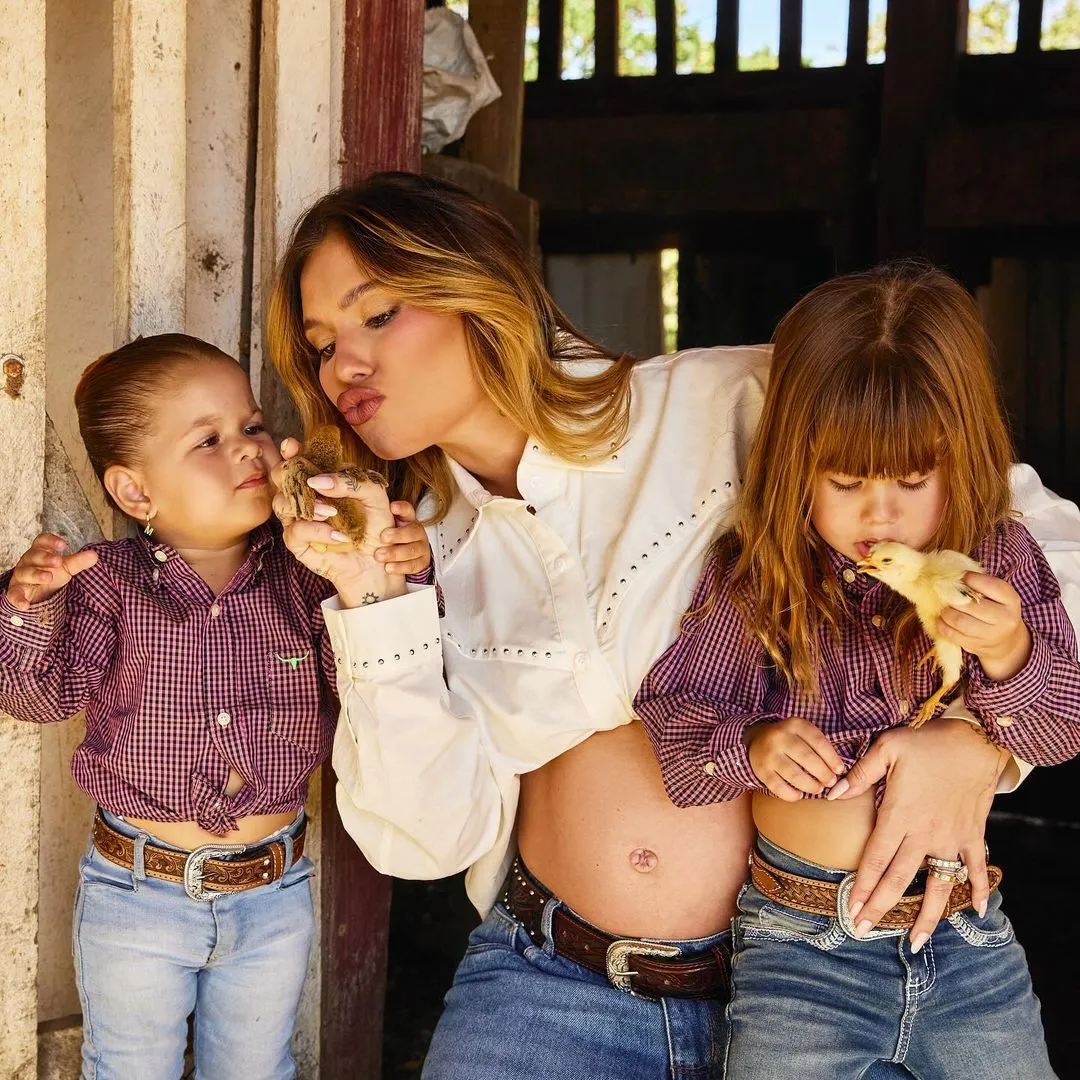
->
xmin=605 ymin=939 xmax=682 ymax=996
xmin=183 ymin=843 xmax=246 ymax=901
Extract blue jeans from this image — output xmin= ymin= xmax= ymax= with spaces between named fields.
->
xmin=73 ymin=809 xmax=314 ymax=1080
xmin=422 ymin=876 xmax=730 ymax=1080
xmin=724 ymin=836 xmax=1056 ymax=1080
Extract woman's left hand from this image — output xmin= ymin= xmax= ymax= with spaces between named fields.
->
xmin=831 ymin=717 xmax=1009 ymax=950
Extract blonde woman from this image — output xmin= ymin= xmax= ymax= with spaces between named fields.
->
xmin=268 ymin=173 xmax=1080 ymax=1079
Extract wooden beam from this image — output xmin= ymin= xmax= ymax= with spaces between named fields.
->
xmin=595 ymin=0 xmax=618 ymax=77
xmin=876 ymin=0 xmax=966 ymax=257
xmin=1017 ymin=0 xmax=1045 ymax=54
xmin=0 ymin=0 xmax=45 ymax=1074
xmin=461 ymin=0 xmax=528 ymax=187
xmin=847 ymin=0 xmax=869 ymax=65
xmin=779 ymin=0 xmax=803 ymax=70
xmin=715 ymin=0 xmax=739 ymax=72
xmin=537 ymin=0 xmax=563 ymax=82
xmin=656 ymin=0 xmax=676 ymax=76
xmin=342 ymin=0 xmax=423 ymax=177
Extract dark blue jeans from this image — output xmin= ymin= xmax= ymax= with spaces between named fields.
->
xmin=422 ymin=884 xmax=730 ymax=1079
xmin=724 ymin=836 xmax=1056 ymax=1079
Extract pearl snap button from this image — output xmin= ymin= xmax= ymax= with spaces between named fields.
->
xmin=216 ymin=711 xmax=231 ymax=727
xmin=9 ymin=615 xmax=24 ymax=627
xmin=704 ymin=761 xmax=718 ymax=777
xmin=842 ymin=568 xmax=856 ymax=583
xmin=154 ymin=550 xmax=168 ymax=563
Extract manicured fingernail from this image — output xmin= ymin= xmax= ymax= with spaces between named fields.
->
xmin=848 ymin=900 xmax=863 ymax=921
xmin=313 ymin=502 xmax=337 ymax=518
xmin=307 ymin=475 xmax=334 ymax=490
xmin=910 ymin=932 xmax=929 ymax=953
xmin=976 ymin=900 xmax=987 ymax=918
xmin=854 ymin=919 xmax=873 ymax=939
xmin=827 ymin=778 xmax=849 ymax=800
xmin=330 ymin=530 xmax=350 ymax=542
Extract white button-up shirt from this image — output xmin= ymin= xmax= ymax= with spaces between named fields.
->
xmin=322 ymin=346 xmax=1080 ymax=914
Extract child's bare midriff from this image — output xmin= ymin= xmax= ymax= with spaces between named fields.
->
xmin=518 ymin=721 xmax=755 ymax=941
xmin=751 ymin=789 xmax=878 ymax=871
xmin=125 ymin=767 xmax=298 ymax=849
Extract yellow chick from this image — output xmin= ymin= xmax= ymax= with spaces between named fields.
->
xmin=278 ymin=424 xmax=387 ymax=553
xmin=857 ymin=541 xmax=984 ymax=728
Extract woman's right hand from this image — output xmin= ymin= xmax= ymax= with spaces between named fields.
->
xmin=6 ymin=533 xmax=99 ymax=610
xmin=272 ymin=438 xmax=406 ymax=607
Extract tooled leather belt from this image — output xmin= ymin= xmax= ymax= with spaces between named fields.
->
xmin=92 ymin=812 xmax=305 ymax=901
xmin=499 ymin=855 xmax=730 ymax=1002
xmin=750 ymin=848 xmax=1003 ymax=929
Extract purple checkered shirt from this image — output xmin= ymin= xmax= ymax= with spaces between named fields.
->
xmin=635 ymin=519 xmax=1080 ymax=808
xmin=0 ymin=522 xmax=338 ymax=834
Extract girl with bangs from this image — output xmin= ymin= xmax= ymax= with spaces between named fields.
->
xmin=636 ymin=264 xmax=1079 ymax=1078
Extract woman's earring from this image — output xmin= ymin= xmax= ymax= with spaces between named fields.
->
xmin=144 ymin=511 xmax=154 ymax=537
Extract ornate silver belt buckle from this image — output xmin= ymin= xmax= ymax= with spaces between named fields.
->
xmin=183 ymin=843 xmax=246 ymax=901
xmin=605 ymin=939 xmax=682 ymax=996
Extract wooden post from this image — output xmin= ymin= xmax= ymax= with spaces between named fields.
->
xmin=323 ymin=6 xmax=423 ymax=1076
xmin=656 ymin=0 xmax=676 ymax=76
xmin=1016 ymin=0 xmax=1045 ymax=54
xmin=714 ymin=0 xmax=739 ymax=72
xmin=847 ymin=0 xmax=870 ymax=65
xmin=0 ymin=0 xmax=46 ymax=1073
xmin=876 ymin=0 xmax=966 ymax=258
xmin=594 ymin=0 xmax=618 ymax=78
xmin=461 ymin=0 xmax=528 ymax=187
xmin=113 ymin=0 xmax=187 ymax=340
xmin=779 ymin=0 xmax=803 ymax=70
xmin=537 ymin=0 xmax=564 ymax=82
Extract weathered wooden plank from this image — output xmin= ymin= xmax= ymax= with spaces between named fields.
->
xmin=341 ymin=0 xmax=423 ymax=177
xmin=0 ymin=0 xmax=46 ymax=1074
xmin=537 ymin=0 xmax=564 ymax=81
xmin=186 ymin=0 xmax=256 ymax=362
xmin=876 ymin=0 xmax=966 ymax=257
xmin=113 ymin=0 xmax=187 ymax=340
xmin=461 ymin=0 xmax=528 ymax=187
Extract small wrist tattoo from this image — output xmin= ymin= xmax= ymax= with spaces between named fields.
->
xmin=361 ymin=592 xmax=379 ymax=606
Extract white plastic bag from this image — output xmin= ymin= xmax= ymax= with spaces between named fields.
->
xmin=422 ymin=7 xmax=502 ymax=154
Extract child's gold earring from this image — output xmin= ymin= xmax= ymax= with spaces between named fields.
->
xmin=143 ymin=511 xmax=154 ymax=538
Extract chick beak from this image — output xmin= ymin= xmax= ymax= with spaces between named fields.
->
xmin=856 ymin=558 xmax=878 ymax=574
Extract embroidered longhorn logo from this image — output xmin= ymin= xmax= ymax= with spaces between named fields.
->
xmin=277 ymin=652 xmax=310 ymax=671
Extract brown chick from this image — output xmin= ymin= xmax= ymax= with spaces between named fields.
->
xmin=278 ymin=424 xmax=387 ymax=553
xmin=857 ymin=541 xmax=984 ymax=728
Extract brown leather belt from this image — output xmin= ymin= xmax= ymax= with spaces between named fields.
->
xmin=750 ymin=848 xmax=1003 ymax=930
xmin=499 ymin=856 xmax=730 ymax=1002
xmin=93 ymin=812 xmax=305 ymax=901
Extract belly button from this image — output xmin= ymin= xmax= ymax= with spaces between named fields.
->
xmin=629 ymin=848 xmax=658 ymax=873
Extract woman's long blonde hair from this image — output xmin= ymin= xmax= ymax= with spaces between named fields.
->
xmin=711 ymin=263 xmax=1014 ymax=693
xmin=268 ymin=172 xmax=638 ymax=522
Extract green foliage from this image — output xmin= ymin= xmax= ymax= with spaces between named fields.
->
xmin=1042 ymin=0 xmax=1080 ymax=50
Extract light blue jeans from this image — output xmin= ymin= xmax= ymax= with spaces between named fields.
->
xmin=724 ymin=836 xmax=1056 ymax=1079
xmin=73 ymin=809 xmax=314 ymax=1080
xmin=421 ymin=878 xmax=731 ymax=1079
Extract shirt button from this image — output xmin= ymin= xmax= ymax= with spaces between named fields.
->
xmin=842 ymin=568 xmax=856 ymax=584
xmin=704 ymin=761 xmax=718 ymax=777
xmin=154 ymin=550 xmax=168 ymax=563
xmin=210 ymin=603 xmax=221 ymax=618
xmin=898 ymin=700 xmax=909 ymax=716
xmin=871 ymin=614 xmax=885 ymax=628
xmin=8 ymin=615 xmax=24 ymax=627
xmin=574 ymin=651 xmax=590 ymax=670
xmin=553 ymin=556 xmax=567 ymax=574
xmin=216 ymin=711 xmax=231 ymax=727
xmin=997 ymin=716 xmax=1014 ymax=728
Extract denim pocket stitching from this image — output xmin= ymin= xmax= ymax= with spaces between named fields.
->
xmin=737 ymin=912 xmax=847 ymax=952
xmin=946 ymin=909 xmax=1015 ymax=948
